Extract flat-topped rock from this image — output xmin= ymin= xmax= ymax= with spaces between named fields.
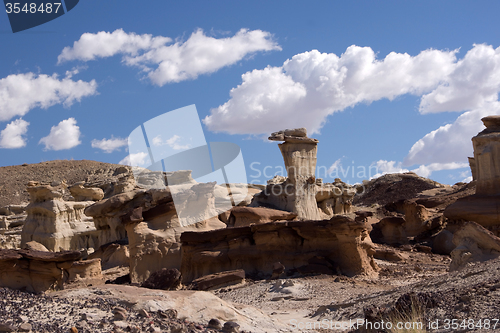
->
xmin=181 ymin=215 xmax=378 ymax=283
xmin=481 ymin=115 xmax=500 ymax=130
xmin=0 ymin=248 xmax=102 ymax=293
xmin=18 ymin=249 xmax=82 ymax=262
xmin=268 ymin=128 xmax=309 ymax=141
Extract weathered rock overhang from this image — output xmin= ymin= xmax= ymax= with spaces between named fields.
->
xmin=180 ymin=216 xmax=378 ymax=284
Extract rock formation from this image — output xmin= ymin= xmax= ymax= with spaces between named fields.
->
xmin=250 ymin=128 xmax=356 ymax=220
xmin=371 ymin=199 xmax=445 ymax=245
xmin=190 ymin=269 xmax=246 ymax=290
xmin=449 ymin=221 xmax=500 ymax=271
xmin=20 ymin=182 xmax=100 ymax=251
xmin=85 ymin=178 xmax=228 ymax=283
xmin=250 ymin=128 xmax=321 ymax=220
xmin=180 ymin=216 xmax=378 ymax=284
xmin=0 ymin=249 xmax=103 ymax=293
xmin=69 ymin=182 xmax=104 ymax=201
xmin=227 ymin=206 xmax=297 ymax=227
xmin=445 ymin=116 xmax=500 ymax=235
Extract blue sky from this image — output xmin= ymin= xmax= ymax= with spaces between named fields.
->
xmin=1 ymin=1 xmax=500 ymax=185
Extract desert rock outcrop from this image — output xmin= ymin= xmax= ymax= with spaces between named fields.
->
xmin=20 ymin=182 xmax=100 ymax=251
xmin=0 ymin=249 xmax=102 ymax=293
xmin=69 ymin=182 xmax=104 ymax=201
xmin=180 ymin=215 xmax=378 ymax=284
xmin=251 ymin=128 xmax=321 ymax=220
xmin=371 ymin=199 xmax=444 ymax=245
xmin=445 ymin=116 xmax=500 ymax=235
xmin=449 ymin=221 xmax=500 ymax=271
xmin=251 ymin=128 xmax=356 ymax=220
xmin=85 ymin=178 xmax=227 ymax=283
xmin=227 ymin=206 xmax=297 ymax=227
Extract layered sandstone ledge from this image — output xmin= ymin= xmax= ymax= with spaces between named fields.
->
xmin=0 ymin=248 xmax=102 ymax=293
xmin=180 ymin=216 xmax=378 ymax=284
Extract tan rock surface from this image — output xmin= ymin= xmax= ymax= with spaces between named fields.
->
xmin=69 ymin=182 xmax=104 ymax=201
xmin=228 ymin=206 xmax=297 ymax=227
xmin=252 ymin=128 xmax=322 ymax=220
xmin=181 ymin=216 xmax=378 ymax=284
xmin=449 ymin=221 xmax=500 ymax=271
xmin=86 ymin=184 xmax=227 ymax=283
xmin=21 ymin=183 xmax=98 ymax=251
xmin=0 ymin=249 xmax=103 ymax=293
xmin=445 ymin=116 xmax=500 ymax=234
xmin=56 ymin=285 xmax=293 ymax=332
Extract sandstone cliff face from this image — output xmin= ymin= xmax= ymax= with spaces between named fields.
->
xmin=0 ymin=249 xmax=103 ymax=293
xmin=180 ymin=216 xmax=378 ymax=284
xmin=445 ymin=116 xmax=500 ymax=235
xmin=20 ymin=183 xmax=100 ymax=251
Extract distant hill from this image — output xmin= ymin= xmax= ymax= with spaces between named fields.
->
xmin=0 ymin=160 xmax=129 ymax=207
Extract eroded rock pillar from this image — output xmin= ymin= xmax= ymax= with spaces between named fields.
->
xmin=472 ymin=116 xmax=500 ymax=195
xmin=252 ymin=128 xmax=321 ymax=220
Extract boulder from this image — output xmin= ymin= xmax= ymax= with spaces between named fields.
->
xmin=450 ymin=221 xmax=500 ymax=271
xmin=88 ymin=242 xmax=129 ymax=270
xmin=23 ymin=241 xmax=49 ymax=252
xmin=180 ymin=216 xmax=378 ymax=283
xmin=191 ymin=269 xmax=245 ymax=290
xmin=373 ymin=248 xmax=406 ymax=262
xmin=371 ymin=217 xmax=406 ymax=245
xmin=141 ymin=268 xmax=181 ymax=290
xmin=372 ymin=200 xmax=443 ymax=245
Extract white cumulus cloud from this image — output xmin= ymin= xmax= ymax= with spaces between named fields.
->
xmin=411 ymin=162 xmax=469 ymax=178
xmin=404 ymin=102 xmax=500 ymax=166
xmin=0 ymin=73 xmax=97 ymax=122
xmin=119 ymin=152 xmax=149 ymax=166
xmin=152 ymin=134 xmax=190 ymax=150
xmin=0 ymin=118 xmax=29 ymax=149
xmin=39 ymin=118 xmax=81 ymax=151
xmin=419 ymin=44 xmax=500 ymax=113
xmin=371 ymin=160 xmax=469 ymax=180
xmin=204 ymin=45 xmax=458 ymax=135
xmin=370 ymin=160 xmax=410 ymax=179
xmin=91 ymin=136 xmax=128 ymax=153
xmin=58 ymin=28 xmax=281 ymax=86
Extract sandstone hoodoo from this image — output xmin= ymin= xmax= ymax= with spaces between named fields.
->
xmin=251 ymin=128 xmax=356 ymax=220
xmin=21 ymin=182 xmax=99 ymax=252
xmin=445 ymin=115 xmax=500 ymax=235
